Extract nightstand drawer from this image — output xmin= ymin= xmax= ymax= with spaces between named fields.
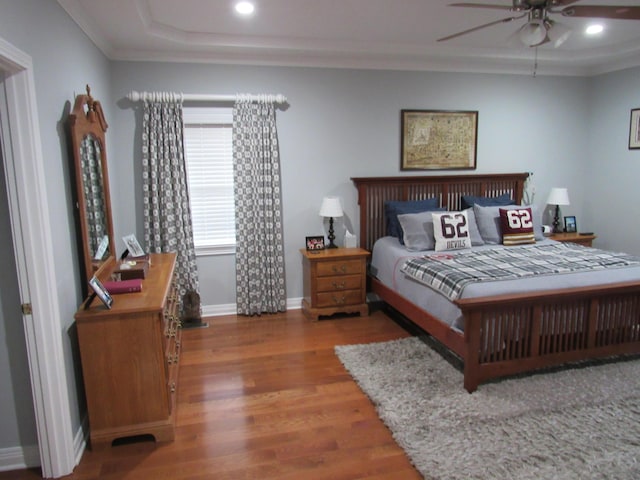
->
xmin=317 ymin=275 xmax=362 ymax=292
xmin=317 ymin=259 xmax=363 ymax=277
xmin=316 ymin=289 xmax=363 ymax=308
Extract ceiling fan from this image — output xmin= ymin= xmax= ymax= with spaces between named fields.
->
xmin=438 ymin=1 xmax=640 ymax=48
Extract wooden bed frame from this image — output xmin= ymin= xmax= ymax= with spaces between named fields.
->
xmin=352 ymin=173 xmax=640 ymax=392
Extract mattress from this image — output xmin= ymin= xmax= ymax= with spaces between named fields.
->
xmin=370 ymin=236 xmax=640 ymax=332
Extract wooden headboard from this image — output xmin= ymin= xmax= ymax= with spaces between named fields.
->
xmin=351 ymin=173 xmax=529 ymax=251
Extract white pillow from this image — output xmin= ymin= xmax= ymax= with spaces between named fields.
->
xmin=432 ymin=211 xmax=472 ymax=252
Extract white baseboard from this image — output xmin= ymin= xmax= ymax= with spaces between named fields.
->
xmin=0 ymin=414 xmax=88 ymax=473
xmin=73 ymin=416 xmax=89 ymax=468
xmin=201 ymin=297 xmax=302 ymax=318
xmin=0 ymin=444 xmax=40 ymax=472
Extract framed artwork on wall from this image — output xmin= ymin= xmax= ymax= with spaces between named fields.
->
xmin=629 ymin=108 xmax=640 ymax=150
xmin=401 ymin=110 xmax=478 ymax=170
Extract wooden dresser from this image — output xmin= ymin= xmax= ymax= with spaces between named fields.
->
xmin=300 ymin=247 xmax=369 ymax=320
xmin=75 ymin=252 xmax=180 ymax=448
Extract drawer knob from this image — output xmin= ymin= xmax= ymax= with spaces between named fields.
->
xmin=332 ymin=295 xmax=346 ymax=305
xmin=332 ymin=281 xmax=346 ymax=289
xmin=332 ymin=264 xmax=347 ymax=274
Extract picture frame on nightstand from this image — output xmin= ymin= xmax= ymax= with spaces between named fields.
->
xmin=564 ymin=216 xmax=577 ymax=233
xmin=305 ymin=236 xmax=325 ymax=252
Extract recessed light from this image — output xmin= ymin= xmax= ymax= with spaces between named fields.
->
xmin=586 ymin=24 xmax=604 ymax=35
xmin=235 ymin=1 xmax=255 ymax=15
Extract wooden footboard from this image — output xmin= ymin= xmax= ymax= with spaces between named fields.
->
xmin=456 ymin=281 xmax=640 ymax=392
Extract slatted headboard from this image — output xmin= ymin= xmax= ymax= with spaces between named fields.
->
xmin=351 ymin=173 xmax=529 ymax=251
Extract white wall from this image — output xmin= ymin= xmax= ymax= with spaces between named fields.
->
xmin=111 ymin=63 xmax=591 ymax=307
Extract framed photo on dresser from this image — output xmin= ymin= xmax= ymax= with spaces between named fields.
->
xmin=88 ymin=276 xmax=113 ymax=309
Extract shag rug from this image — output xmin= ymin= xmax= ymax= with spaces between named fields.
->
xmin=335 ymin=337 xmax=640 ymax=480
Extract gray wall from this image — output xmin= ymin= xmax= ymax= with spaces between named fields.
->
xmin=0 ymin=0 xmax=111 ymax=455
xmin=584 ymin=67 xmax=640 ymax=254
xmin=0 ymin=0 xmax=639 ymax=460
xmin=111 ymin=63 xmax=592 ymax=307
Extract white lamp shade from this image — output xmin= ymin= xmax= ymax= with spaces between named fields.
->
xmin=319 ymin=196 xmax=343 ymax=218
xmin=546 ymin=187 xmax=570 ymax=206
xmin=518 ymin=20 xmax=547 ymax=47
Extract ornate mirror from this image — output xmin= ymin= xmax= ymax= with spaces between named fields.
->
xmin=68 ymin=86 xmax=115 ymax=285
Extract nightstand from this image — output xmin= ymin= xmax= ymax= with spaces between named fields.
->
xmin=549 ymin=232 xmax=596 ymax=247
xmin=300 ymin=247 xmax=370 ymax=320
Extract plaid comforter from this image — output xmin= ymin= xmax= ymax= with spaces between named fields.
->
xmin=400 ymin=243 xmax=640 ymax=301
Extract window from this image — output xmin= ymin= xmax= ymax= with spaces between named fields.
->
xmin=183 ymin=107 xmax=235 ymax=255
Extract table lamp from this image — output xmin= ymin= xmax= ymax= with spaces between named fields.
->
xmin=319 ymin=197 xmax=343 ymax=248
xmin=546 ymin=187 xmax=570 ymax=233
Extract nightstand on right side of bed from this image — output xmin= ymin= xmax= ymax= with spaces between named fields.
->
xmin=548 ymin=232 xmax=597 ymax=247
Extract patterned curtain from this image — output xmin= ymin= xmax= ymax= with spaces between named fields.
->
xmin=233 ymin=98 xmax=286 ymax=315
xmin=141 ymin=99 xmax=199 ymax=297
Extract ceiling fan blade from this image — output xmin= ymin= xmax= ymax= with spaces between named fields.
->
xmin=550 ymin=0 xmax=581 ymax=6
xmin=561 ymin=5 xmax=640 ymax=20
xmin=448 ymin=2 xmax=514 ymax=11
xmin=437 ymin=14 xmax=526 ymax=42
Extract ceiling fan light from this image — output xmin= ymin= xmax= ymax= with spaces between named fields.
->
xmin=518 ymin=20 xmax=547 ymax=47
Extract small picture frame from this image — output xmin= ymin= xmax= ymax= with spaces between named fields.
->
xmin=564 ymin=216 xmax=577 ymax=233
xmin=630 ymin=108 xmax=640 ymax=150
xmin=88 ymin=275 xmax=113 ymax=309
xmin=122 ymin=234 xmax=145 ymax=258
xmin=306 ymin=236 xmax=325 ymax=251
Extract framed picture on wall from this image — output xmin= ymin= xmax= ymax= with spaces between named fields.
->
xmin=401 ymin=110 xmax=478 ymax=170
xmin=564 ymin=216 xmax=577 ymax=233
xmin=629 ymin=108 xmax=640 ymax=150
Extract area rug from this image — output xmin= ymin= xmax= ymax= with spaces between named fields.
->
xmin=335 ymin=337 xmax=640 ymax=480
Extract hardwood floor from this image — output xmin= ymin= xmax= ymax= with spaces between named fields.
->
xmin=2 ymin=309 xmax=422 ymax=479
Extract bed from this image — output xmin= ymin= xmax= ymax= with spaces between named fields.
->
xmin=351 ymin=173 xmax=640 ymax=392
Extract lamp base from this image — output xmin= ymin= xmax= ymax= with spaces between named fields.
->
xmin=327 ymin=216 xmax=338 ymax=248
xmin=552 ymin=204 xmax=562 ymax=233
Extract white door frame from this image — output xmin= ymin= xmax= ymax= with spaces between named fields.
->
xmin=0 ymin=37 xmax=76 ymax=478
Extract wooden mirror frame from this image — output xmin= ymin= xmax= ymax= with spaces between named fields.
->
xmin=68 ymin=86 xmax=116 ymax=286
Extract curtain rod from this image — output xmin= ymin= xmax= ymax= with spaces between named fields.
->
xmin=127 ymin=90 xmax=287 ymax=104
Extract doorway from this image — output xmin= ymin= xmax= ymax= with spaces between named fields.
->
xmin=0 ymin=37 xmax=76 ymax=478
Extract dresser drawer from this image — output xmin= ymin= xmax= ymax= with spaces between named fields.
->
xmin=316 ymin=289 xmax=363 ymax=308
xmin=316 ymin=274 xmax=362 ymax=292
xmin=317 ymin=259 xmax=363 ymax=277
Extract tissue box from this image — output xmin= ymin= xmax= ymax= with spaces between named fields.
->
xmin=344 ymin=232 xmax=357 ymax=248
